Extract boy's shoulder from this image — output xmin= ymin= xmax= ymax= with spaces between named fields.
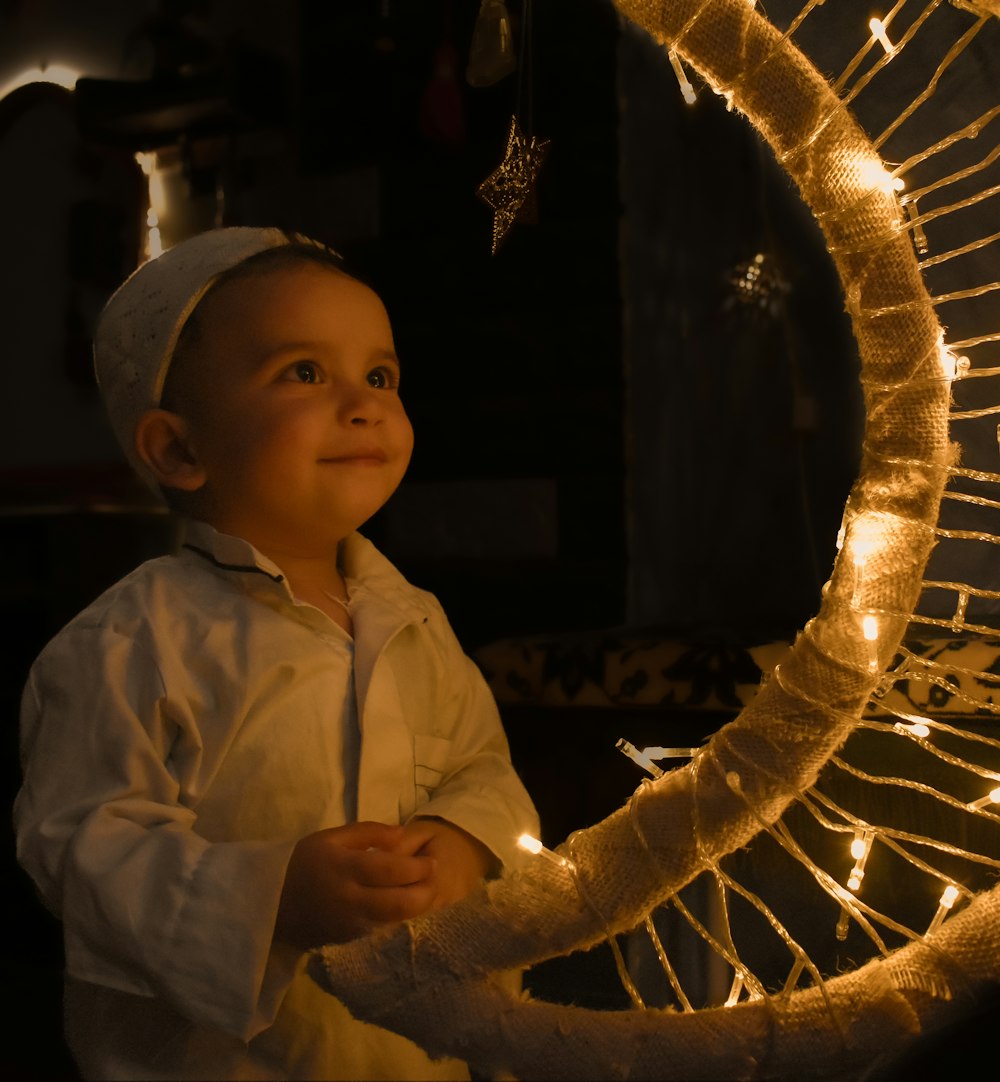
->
xmin=40 ymin=549 xmax=226 ymax=656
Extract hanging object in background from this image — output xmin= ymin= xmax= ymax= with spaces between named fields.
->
xmin=476 ymin=114 xmax=550 ymax=254
xmin=466 ymin=0 xmax=517 ymax=86
xmin=419 ymin=39 xmax=466 ymax=145
xmin=724 ymin=252 xmax=790 ymax=323
xmin=475 ymin=0 xmax=548 ymax=253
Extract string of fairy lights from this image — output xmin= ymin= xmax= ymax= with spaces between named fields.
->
xmin=508 ymin=0 xmax=1000 ymax=1018
xmin=265 ymin=0 xmax=1000 ymax=1072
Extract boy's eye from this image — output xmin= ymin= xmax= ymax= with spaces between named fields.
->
xmin=367 ymin=365 xmax=399 ymax=390
xmin=288 ymin=361 xmax=321 ymax=384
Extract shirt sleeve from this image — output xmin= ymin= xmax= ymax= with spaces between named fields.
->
xmin=407 ymin=602 xmax=540 ymax=873
xmin=13 ymin=624 xmax=299 ymax=1041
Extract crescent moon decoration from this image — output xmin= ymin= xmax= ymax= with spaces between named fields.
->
xmin=311 ymin=2 xmax=1000 ymax=1078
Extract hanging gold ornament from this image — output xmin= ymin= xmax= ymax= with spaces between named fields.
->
xmin=724 ymin=252 xmax=790 ymax=322
xmin=476 ymin=114 xmax=550 ymax=254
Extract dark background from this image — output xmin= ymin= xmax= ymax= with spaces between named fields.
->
xmin=2 ymin=1 xmax=996 ymax=1077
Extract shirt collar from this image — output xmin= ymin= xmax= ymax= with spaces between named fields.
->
xmin=178 ymin=520 xmax=432 ymax=625
xmin=179 ymin=519 xmax=288 ymax=585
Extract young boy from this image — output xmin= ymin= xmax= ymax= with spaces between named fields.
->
xmin=14 ymin=227 xmax=539 ymax=1081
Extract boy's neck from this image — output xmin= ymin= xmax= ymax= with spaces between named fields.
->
xmin=246 ymin=533 xmax=354 ymax=635
xmin=198 ymin=516 xmax=352 ymax=610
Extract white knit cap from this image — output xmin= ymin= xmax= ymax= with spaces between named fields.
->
xmin=94 ymin=226 xmax=296 ymax=488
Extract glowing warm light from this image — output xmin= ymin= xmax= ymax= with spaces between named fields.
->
xmin=849 ymin=515 xmax=887 ymax=566
xmin=869 ymin=17 xmax=895 ymax=55
xmin=517 ymin=833 xmax=543 ymax=856
xmin=927 ymin=884 xmax=961 ymax=936
xmin=855 ymin=156 xmax=903 ymax=196
xmin=939 ymin=885 xmax=960 ymax=908
xmin=967 ymin=787 xmax=1000 ymax=811
xmin=517 ymin=833 xmax=573 ymax=871
xmin=846 ymin=830 xmax=873 ymax=890
xmin=862 ymin=615 xmax=879 ymax=642
xmin=135 ymin=151 xmax=169 ymax=261
xmin=895 ymin=720 xmax=931 ymax=739
xmin=0 ymin=63 xmax=80 ymax=101
xmin=939 ymin=340 xmax=970 ymax=382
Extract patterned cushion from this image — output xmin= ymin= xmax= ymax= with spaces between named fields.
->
xmin=474 ymin=631 xmax=791 ymax=712
xmin=474 ymin=631 xmax=1000 ymax=720
xmin=869 ymin=635 xmax=1000 ymax=721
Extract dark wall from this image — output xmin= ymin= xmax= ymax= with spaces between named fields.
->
xmin=297 ymin=0 xmax=626 ymax=648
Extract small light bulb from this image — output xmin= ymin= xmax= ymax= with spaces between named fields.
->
xmin=667 ymin=49 xmax=697 ymax=105
xmin=517 ymin=833 xmax=573 ymax=870
xmin=856 ymin=156 xmax=901 ymax=197
xmin=895 ymin=720 xmax=931 ymax=739
xmin=863 ymin=615 xmax=879 ymax=642
xmin=845 ymin=830 xmax=873 ymax=895
xmin=939 ymin=341 xmax=970 ymax=382
xmin=616 ymin=739 xmax=664 ymax=779
xmin=926 ymin=884 xmax=961 ymax=936
xmin=517 ymin=833 xmax=542 ymax=856
xmin=967 ymin=787 xmax=1000 ymax=811
xmin=870 ymin=17 xmax=895 ymax=54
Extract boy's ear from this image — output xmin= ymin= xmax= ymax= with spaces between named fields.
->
xmin=133 ymin=409 xmax=207 ymax=492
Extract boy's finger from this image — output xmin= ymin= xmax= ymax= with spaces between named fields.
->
xmin=335 ymin=820 xmax=405 ymax=851
xmin=390 ymin=820 xmax=439 ymax=856
xmin=351 ymin=848 xmax=436 ymax=888
xmin=359 ymin=881 xmax=438 ymax=924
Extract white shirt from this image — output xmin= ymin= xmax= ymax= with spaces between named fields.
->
xmin=15 ymin=521 xmax=538 ymax=1080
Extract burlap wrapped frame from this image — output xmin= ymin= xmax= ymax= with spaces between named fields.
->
xmin=309 ymin=2 xmax=1000 ymax=1078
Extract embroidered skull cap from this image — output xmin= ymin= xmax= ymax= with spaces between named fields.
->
xmin=93 ymin=226 xmax=297 ymax=488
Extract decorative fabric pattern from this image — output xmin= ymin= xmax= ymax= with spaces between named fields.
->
xmin=475 ymin=633 xmax=1000 ymax=719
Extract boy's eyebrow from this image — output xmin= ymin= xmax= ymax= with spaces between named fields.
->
xmin=259 ymin=342 xmax=401 ymax=367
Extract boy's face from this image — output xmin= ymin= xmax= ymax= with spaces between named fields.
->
xmin=170 ymin=262 xmax=414 ymax=556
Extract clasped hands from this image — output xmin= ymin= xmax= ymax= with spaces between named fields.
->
xmin=275 ymin=817 xmax=494 ymax=950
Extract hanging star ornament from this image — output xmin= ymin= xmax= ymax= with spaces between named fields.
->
xmin=476 ymin=114 xmax=550 ymax=254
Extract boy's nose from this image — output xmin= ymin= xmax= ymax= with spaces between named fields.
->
xmin=339 ymin=383 xmax=383 ymax=425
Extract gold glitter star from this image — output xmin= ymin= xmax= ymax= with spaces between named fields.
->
xmin=476 ymin=114 xmax=551 ymax=255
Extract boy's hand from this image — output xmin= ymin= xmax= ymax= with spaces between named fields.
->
xmin=275 ymin=821 xmax=436 ymax=949
xmin=396 ymin=817 xmax=495 ymax=910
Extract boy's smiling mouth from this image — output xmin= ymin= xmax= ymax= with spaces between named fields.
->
xmin=320 ymin=449 xmax=388 ymax=464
